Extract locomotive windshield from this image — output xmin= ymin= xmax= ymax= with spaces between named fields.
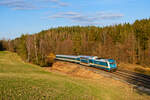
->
xmin=96 ymin=58 xmax=105 ymax=60
xmin=109 ymin=62 xmax=116 ymax=65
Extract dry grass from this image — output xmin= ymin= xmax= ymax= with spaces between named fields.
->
xmin=49 ymin=61 xmax=103 ymax=79
xmin=118 ymin=62 xmax=150 ymax=75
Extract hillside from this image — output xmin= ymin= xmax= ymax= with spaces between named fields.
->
xmin=0 ymin=51 xmax=150 ymax=100
xmin=1 ymin=18 xmax=150 ymax=69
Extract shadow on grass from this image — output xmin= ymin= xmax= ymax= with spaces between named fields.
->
xmin=118 ymin=70 xmax=150 ymax=96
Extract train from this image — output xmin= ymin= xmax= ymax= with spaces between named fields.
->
xmin=55 ymin=55 xmax=117 ymax=72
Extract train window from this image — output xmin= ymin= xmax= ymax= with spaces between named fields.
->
xmin=99 ymin=62 xmax=108 ymax=66
xmin=109 ymin=62 xmax=116 ymax=64
xmin=89 ymin=60 xmax=93 ymax=63
xmin=80 ymin=57 xmax=88 ymax=60
xmin=95 ymin=61 xmax=99 ymax=64
xmin=96 ymin=58 xmax=104 ymax=60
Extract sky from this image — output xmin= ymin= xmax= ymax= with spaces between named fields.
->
xmin=0 ymin=0 xmax=150 ymax=39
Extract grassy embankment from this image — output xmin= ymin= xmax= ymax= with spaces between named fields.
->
xmin=118 ymin=63 xmax=150 ymax=75
xmin=0 ymin=51 xmax=150 ymax=100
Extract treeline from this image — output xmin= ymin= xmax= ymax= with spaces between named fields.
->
xmin=1 ymin=18 xmax=150 ymax=67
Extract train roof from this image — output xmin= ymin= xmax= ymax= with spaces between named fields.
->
xmin=56 ymin=55 xmax=116 ymax=62
xmin=56 ymin=55 xmax=98 ymax=59
xmin=107 ymin=59 xmax=116 ymax=62
xmin=95 ymin=59 xmax=116 ymax=62
xmin=56 ymin=55 xmax=78 ymax=58
xmin=79 ymin=55 xmax=98 ymax=59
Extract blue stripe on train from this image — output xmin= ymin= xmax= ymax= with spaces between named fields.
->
xmin=90 ymin=64 xmax=110 ymax=71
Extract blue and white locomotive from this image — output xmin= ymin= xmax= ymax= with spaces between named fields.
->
xmin=56 ymin=55 xmax=117 ymax=72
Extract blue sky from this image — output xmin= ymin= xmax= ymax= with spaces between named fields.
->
xmin=0 ymin=0 xmax=150 ymax=39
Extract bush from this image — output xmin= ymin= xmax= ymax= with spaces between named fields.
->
xmin=44 ymin=53 xmax=56 ymax=67
xmin=134 ymin=67 xmax=146 ymax=74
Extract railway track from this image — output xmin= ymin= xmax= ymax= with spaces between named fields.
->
xmin=112 ymin=70 xmax=150 ymax=89
xmin=84 ymin=65 xmax=150 ymax=89
xmin=54 ymin=60 xmax=150 ymax=94
xmin=55 ymin=60 xmax=150 ymax=91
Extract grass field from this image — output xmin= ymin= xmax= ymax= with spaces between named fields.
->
xmin=0 ymin=51 xmax=150 ymax=100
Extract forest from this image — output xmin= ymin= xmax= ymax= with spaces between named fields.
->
xmin=1 ymin=18 xmax=150 ymax=67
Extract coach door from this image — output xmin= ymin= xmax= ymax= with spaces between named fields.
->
xmin=80 ymin=57 xmax=89 ymax=66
